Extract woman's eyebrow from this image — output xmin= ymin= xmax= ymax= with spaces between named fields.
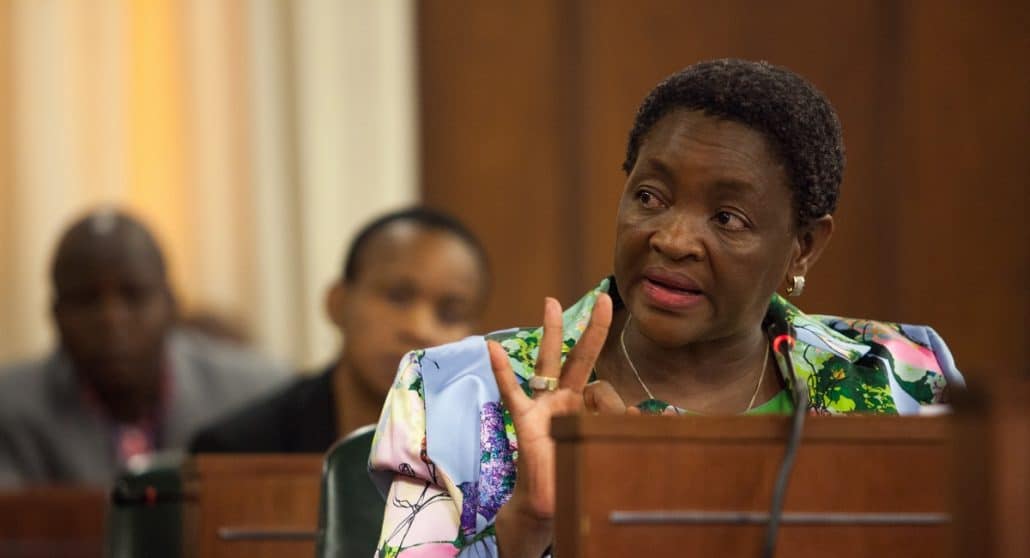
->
xmin=637 ymin=157 xmax=676 ymax=180
xmin=641 ymin=156 xmax=761 ymax=186
xmin=710 ymin=178 xmax=761 ymax=197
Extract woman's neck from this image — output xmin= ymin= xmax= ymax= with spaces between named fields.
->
xmin=331 ymin=360 xmax=385 ymax=437
xmin=596 ymin=308 xmax=778 ymax=413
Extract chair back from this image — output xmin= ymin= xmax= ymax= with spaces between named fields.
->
xmin=315 ymin=424 xmax=384 ymax=558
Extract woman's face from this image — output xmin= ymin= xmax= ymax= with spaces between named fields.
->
xmin=334 ymin=223 xmax=487 ymax=398
xmin=614 ymin=109 xmax=804 ymax=348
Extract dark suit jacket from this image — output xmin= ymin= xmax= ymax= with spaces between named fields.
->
xmin=189 ymin=365 xmax=339 ymax=454
xmin=0 ymin=330 xmax=289 ymax=486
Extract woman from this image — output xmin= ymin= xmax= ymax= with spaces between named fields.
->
xmin=369 ymin=59 xmax=963 ymax=557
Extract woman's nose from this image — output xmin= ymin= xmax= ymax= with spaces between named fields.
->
xmin=649 ymin=212 xmax=707 ymax=261
xmin=399 ymin=302 xmax=437 ymax=348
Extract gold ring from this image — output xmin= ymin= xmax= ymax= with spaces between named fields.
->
xmin=528 ymin=376 xmax=559 ymax=392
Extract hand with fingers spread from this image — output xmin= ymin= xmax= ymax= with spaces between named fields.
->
xmin=489 ymin=294 xmax=612 ymax=558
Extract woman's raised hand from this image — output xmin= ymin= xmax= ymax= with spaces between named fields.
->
xmin=488 ymin=294 xmax=612 ymax=557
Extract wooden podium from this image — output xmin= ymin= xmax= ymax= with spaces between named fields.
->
xmin=553 ymin=415 xmax=952 ymax=558
xmin=0 ymin=487 xmax=107 ymax=558
xmin=182 ymin=454 xmax=323 ymax=558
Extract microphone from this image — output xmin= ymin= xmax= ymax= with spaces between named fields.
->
xmin=762 ymin=320 xmax=809 ymax=558
xmin=110 ymin=479 xmax=184 ymax=507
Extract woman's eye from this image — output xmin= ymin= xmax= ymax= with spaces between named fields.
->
xmin=384 ymin=286 xmax=414 ymax=306
xmin=635 ymin=190 xmax=664 ymax=209
xmin=436 ymin=304 xmax=467 ymax=325
xmin=714 ymin=211 xmax=749 ymax=230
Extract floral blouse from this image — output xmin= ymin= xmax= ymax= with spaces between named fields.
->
xmin=368 ymin=278 xmax=963 ymax=557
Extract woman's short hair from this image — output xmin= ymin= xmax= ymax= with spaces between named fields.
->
xmin=623 ymin=59 xmax=845 ymax=228
xmin=342 ymin=206 xmax=490 ymax=285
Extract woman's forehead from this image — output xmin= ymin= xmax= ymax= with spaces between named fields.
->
xmin=634 ymin=110 xmax=785 ymax=188
xmin=642 ymin=110 xmax=775 ymax=158
xmin=355 ymin=224 xmax=483 ymax=280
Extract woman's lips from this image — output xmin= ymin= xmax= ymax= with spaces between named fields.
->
xmin=640 ymin=277 xmax=704 ymax=310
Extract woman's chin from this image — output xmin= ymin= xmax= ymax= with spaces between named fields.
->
xmin=632 ymin=307 xmax=710 ymax=348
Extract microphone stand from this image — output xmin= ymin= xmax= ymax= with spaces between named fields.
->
xmin=761 ymin=325 xmax=809 ymax=558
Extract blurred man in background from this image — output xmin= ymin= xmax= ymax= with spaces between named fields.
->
xmin=0 ymin=209 xmax=288 ymax=486
xmin=190 ymin=206 xmax=490 ymax=453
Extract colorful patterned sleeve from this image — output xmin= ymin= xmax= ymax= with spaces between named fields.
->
xmin=370 ymin=350 xmax=466 ymax=557
xmin=370 ymin=338 xmax=508 ymax=558
xmin=802 ymin=312 xmax=967 ymax=414
xmin=892 ymin=324 xmax=965 ymax=406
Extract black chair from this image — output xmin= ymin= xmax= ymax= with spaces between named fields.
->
xmin=315 ymin=424 xmax=384 ymax=558
xmin=105 ymin=452 xmax=184 ymax=558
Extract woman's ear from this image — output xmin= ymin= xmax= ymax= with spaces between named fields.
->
xmin=325 ymin=280 xmax=347 ymax=330
xmin=787 ymin=214 xmax=834 ymax=280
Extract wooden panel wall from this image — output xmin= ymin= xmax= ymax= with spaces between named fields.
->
xmin=893 ymin=1 xmax=1030 ymax=377
xmin=418 ymin=0 xmax=1029 ymax=380
xmin=419 ymin=1 xmax=580 ymax=330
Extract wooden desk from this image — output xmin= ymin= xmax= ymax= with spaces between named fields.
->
xmin=182 ymin=454 xmax=323 ymax=558
xmin=553 ymin=415 xmax=951 ymax=558
xmin=952 ymin=374 xmax=1029 ymax=558
xmin=0 ymin=487 xmax=107 ymax=558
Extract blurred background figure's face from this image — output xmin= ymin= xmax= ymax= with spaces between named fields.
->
xmin=53 ymin=234 xmax=174 ymax=402
xmin=337 ymin=222 xmax=486 ymax=398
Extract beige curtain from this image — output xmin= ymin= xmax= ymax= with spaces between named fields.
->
xmin=0 ymin=0 xmax=418 ymax=370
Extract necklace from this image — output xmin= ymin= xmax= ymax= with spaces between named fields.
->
xmin=619 ymin=315 xmax=770 ymax=413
